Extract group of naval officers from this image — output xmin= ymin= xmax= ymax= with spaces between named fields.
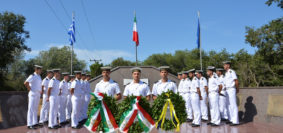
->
xmin=24 ymin=60 xmax=239 ymax=130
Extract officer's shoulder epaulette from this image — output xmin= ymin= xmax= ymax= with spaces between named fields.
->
xmin=52 ymin=78 xmax=55 ymax=80
xmin=45 ymin=78 xmax=48 ymax=80
xmin=125 ymin=82 xmax=131 ymax=86
xmin=214 ymin=75 xmax=217 ymax=78
xmin=112 ymin=80 xmax=117 ymax=83
xmin=154 ymin=80 xmax=159 ymax=84
xmin=201 ymin=77 xmax=204 ymax=80
xmin=143 ymin=81 xmax=148 ymax=84
xmin=63 ymin=81 xmax=65 ymax=83
xmin=194 ymin=77 xmax=197 ymax=80
xmin=171 ymin=80 xmax=176 ymax=83
xmin=31 ymin=74 xmax=35 ymax=76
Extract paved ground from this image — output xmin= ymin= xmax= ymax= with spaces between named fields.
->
xmin=0 ymin=121 xmax=282 ymax=133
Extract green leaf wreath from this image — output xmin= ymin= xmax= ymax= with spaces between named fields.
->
xmin=151 ymin=90 xmax=187 ymax=131
xmin=117 ymin=96 xmax=152 ymax=133
xmin=87 ymin=94 xmax=119 ymax=132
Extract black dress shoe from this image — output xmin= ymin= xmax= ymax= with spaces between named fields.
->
xmin=44 ymin=121 xmax=48 ymax=124
xmin=38 ymin=123 xmax=44 ymax=127
xmin=192 ymin=124 xmax=200 ymax=127
xmin=48 ymin=126 xmax=58 ymax=129
xmin=226 ymin=121 xmax=232 ymax=124
xmin=221 ymin=119 xmax=228 ymax=122
xmin=27 ymin=126 xmax=37 ymax=129
xmin=230 ymin=123 xmax=239 ymax=126
xmin=211 ymin=123 xmax=219 ymax=126
xmin=54 ymin=125 xmax=61 ymax=128
xmin=202 ymin=119 xmax=208 ymax=122
xmin=207 ymin=122 xmax=212 ymax=125
xmin=186 ymin=118 xmax=193 ymax=122
xmin=72 ymin=126 xmax=81 ymax=129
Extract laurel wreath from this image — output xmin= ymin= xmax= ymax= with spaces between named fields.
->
xmin=151 ymin=90 xmax=187 ymax=131
xmin=117 ymin=96 xmax=152 ymax=133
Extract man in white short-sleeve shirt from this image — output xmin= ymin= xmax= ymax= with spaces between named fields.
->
xmin=39 ymin=70 xmax=53 ymax=126
xmin=47 ymin=69 xmax=61 ymax=129
xmin=152 ymin=66 xmax=177 ymax=100
xmin=188 ymin=69 xmax=202 ymax=127
xmin=123 ymin=67 xmax=151 ymax=100
xmin=207 ymin=66 xmax=222 ymax=126
xmin=24 ymin=65 xmax=43 ymax=129
xmin=196 ymin=70 xmax=209 ymax=121
xmin=216 ymin=68 xmax=229 ymax=121
xmin=223 ymin=61 xmax=239 ymax=125
xmin=58 ymin=72 xmax=69 ymax=125
xmin=94 ymin=66 xmax=121 ymax=100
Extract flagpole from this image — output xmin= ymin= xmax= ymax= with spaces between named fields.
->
xmin=71 ymin=12 xmax=74 ymax=74
xmin=198 ymin=11 xmax=203 ymax=70
xmin=135 ymin=45 xmax=138 ymax=66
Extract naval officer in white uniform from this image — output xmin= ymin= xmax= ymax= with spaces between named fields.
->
xmin=152 ymin=66 xmax=177 ymax=100
xmin=24 ymin=65 xmax=43 ymax=129
xmin=123 ymin=67 xmax=151 ymax=100
xmin=94 ymin=66 xmax=121 ymax=100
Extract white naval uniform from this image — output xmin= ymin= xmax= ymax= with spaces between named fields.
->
xmin=79 ymin=80 xmax=86 ymax=121
xmin=224 ymin=69 xmax=239 ymax=124
xmin=82 ymin=80 xmax=92 ymax=119
xmin=39 ymin=77 xmax=50 ymax=123
xmin=48 ymin=77 xmax=60 ymax=127
xmin=58 ymin=80 xmax=68 ymax=123
xmin=152 ymin=79 xmax=177 ymax=96
xmin=218 ymin=75 xmax=228 ymax=120
xmin=178 ymin=78 xmax=193 ymax=119
xmin=66 ymin=81 xmax=72 ymax=120
xmin=208 ymin=74 xmax=221 ymax=125
xmin=71 ymin=78 xmax=82 ymax=127
xmin=94 ymin=79 xmax=121 ymax=97
xmin=25 ymin=73 xmax=42 ymax=127
xmin=190 ymin=77 xmax=201 ymax=125
xmin=199 ymin=76 xmax=208 ymax=120
xmin=123 ymin=81 xmax=151 ymax=97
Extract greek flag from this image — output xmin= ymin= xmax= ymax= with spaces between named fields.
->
xmin=68 ymin=15 xmax=75 ymax=45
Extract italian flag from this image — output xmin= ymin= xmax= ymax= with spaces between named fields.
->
xmin=133 ymin=12 xmax=139 ymax=46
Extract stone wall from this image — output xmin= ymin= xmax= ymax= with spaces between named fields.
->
xmin=0 ymin=87 xmax=282 ymax=129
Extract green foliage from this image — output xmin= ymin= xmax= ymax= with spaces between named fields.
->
xmin=87 ymin=94 xmax=119 ymax=132
xmin=0 ymin=12 xmax=30 ymax=87
xmin=110 ymin=57 xmax=135 ymax=67
xmin=117 ymin=96 xmax=152 ymax=133
xmin=152 ymin=91 xmax=186 ymax=131
xmin=90 ymin=62 xmax=103 ymax=78
xmin=245 ymin=17 xmax=283 ymax=86
xmin=265 ymin=0 xmax=283 ymax=8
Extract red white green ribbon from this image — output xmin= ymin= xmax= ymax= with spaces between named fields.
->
xmin=119 ymin=96 xmax=155 ymax=133
xmin=84 ymin=93 xmax=118 ymax=132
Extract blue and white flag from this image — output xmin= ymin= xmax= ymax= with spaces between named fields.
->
xmin=197 ymin=11 xmax=200 ymax=49
xmin=68 ymin=15 xmax=75 ymax=45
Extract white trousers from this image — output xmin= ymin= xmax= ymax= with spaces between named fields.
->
xmin=71 ymin=95 xmax=80 ymax=127
xmin=66 ymin=94 xmax=72 ymax=120
xmin=208 ymin=92 xmax=221 ymax=125
xmin=27 ymin=92 xmax=40 ymax=126
xmin=78 ymin=95 xmax=85 ymax=121
xmin=82 ymin=94 xmax=91 ymax=119
xmin=39 ymin=94 xmax=49 ymax=123
xmin=226 ymin=88 xmax=239 ymax=124
xmin=48 ymin=95 xmax=59 ymax=127
xmin=190 ymin=93 xmax=201 ymax=125
xmin=180 ymin=93 xmax=192 ymax=119
xmin=58 ymin=95 xmax=67 ymax=123
xmin=200 ymin=94 xmax=208 ymax=120
xmin=219 ymin=91 xmax=229 ymax=119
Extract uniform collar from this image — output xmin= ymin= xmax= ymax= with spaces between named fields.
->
xmin=101 ymin=79 xmax=113 ymax=83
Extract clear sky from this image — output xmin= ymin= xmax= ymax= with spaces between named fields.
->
xmin=0 ymin=0 xmax=282 ymax=66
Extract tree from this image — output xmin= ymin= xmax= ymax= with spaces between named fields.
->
xmin=90 ymin=62 xmax=103 ymax=78
xmin=26 ymin=46 xmax=86 ymax=76
xmin=266 ymin=0 xmax=283 ymax=8
xmin=110 ymin=57 xmax=135 ymax=67
xmin=245 ymin=17 xmax=283 ymax=86
xmin=0 ymin=12 xmax=30 ymax=86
